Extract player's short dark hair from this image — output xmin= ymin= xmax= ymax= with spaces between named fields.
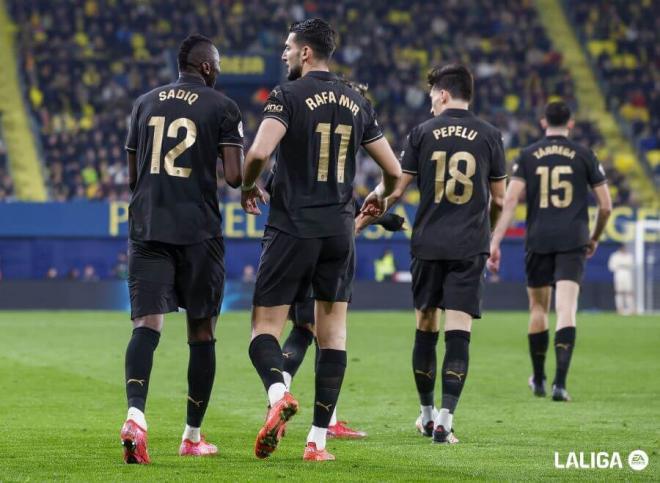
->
xmin=289 ymin=18 xmax=336 ymax=60
xmin=178 ymin=34 xmax=213 ymax=71
xmin=544 ymin=101 xmax=571 ymax=127
xmin=427 ymin=64 xmax=473 ymax=102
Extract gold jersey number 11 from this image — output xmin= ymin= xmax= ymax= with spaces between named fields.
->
xmin=316 ymin=123 xmax=352 ymax=183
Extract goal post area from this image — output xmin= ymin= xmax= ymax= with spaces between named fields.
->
xmin=633 ymin=219 xmax=660 ymax=314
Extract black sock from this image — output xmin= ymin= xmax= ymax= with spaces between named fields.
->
xmin=528 ymin=330 xmax=549 ymax=385
xmin=412 ymin=329 xmax=439 ymax=406
xmin=282 ymin=326 xmax=314 ymax=378
xmin=553 ymin=327 xmax=576 ymax=388
xmin=186 ymin=340 xmax=216 ymax=427
xmin=314 ymin=338 xmax=320 ymax=373
xmin=441 ymin=330 xmax=470 ymax=413
xmin=249 ymin=334 xmax=285 ymax=391
xmin=125 ymin=327 xmax=160 ymax=412
xmin=313 ymin=349 xmax=347 ymax=428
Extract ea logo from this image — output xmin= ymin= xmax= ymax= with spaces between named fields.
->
xmin=628 ymin=450 xmax=649 ymax=471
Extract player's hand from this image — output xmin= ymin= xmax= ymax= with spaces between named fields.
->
xmin=586 ymin=239 xmax=598 ymax=259
xmin=355 ymin=212 xmax=376 ymax=234
xmin=360 ymin=190 xmax=388 ymax=217
xmin=487 ymin=243 xmax=501 ymax=273
xmin=241 ymin=185 xmax=267 ymax=215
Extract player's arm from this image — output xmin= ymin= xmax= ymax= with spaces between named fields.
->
xmin=127 ymin=152 xmax=137 ymax=192
xmin=487 ymin=178 xmax=525 ymax=273
xmin=362 ymin=138 xmax=402 ymax=211
xmin=587 ymin=183 xmax=612 ymax=258
xmin=241 ymin=118 xmax=286 ymax=215
xmin=219 ymin=146 xmax=243 ymax=188
xmin=489 ymin=178 xmax=506 ymax=229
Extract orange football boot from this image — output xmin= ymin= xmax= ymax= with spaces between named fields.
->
xmin=328 ymin=421 xmax=367 ymax=439
xmin=303 ymin=442 xmax=335 ymax=461
xmin=120 ymin=419 xmax=151 ymax=464
xmin=254 ymin=392 xmax=298 ymax=459
xmin=178 ymin=435 xmax=218 ymax=456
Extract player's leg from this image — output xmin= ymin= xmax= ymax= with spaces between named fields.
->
xmin=250 ymin=228 xmax=316 ymax=458
xmin=527 ymin=286 xmax=551 ymax=396
xmin=525 ymin=251 xmax=554 ymax=397
xmin=433 ymin=309 xmax=471 ymax=444
xmin=410 ymin=258 xmax=443 ymax=436
xmin=282 ymin=299 xmax=315 ymax=390
xmin=174 ymin=236 xmax=225 ymax=455
xmin=551 ymin=249 xmax=586 ymax=401
xmin=303 ymin=232 xmax=354 ymax=461
xmin=552 ymin=280 xmax=579 ymax=401
xmin=413 ymin=308 xmax=440 ymax=436
xmin=122 ymin=240 xmax=178 ymax=464
xmin=432 ymin=256 xmax=486 ymax=444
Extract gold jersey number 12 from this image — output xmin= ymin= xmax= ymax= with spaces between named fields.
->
xmin=316 ymin=123 xmax=352 ymax=183
xmin=148 ymin=116 xmax=197 ymax=178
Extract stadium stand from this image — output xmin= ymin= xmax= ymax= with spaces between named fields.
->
xmin=0 ymin=125 xmax=16 ymax=201
xmin=5 ymin=0 xmax=634 ymax=202
xmin=565 ymin=0 xmax=660 ymax=190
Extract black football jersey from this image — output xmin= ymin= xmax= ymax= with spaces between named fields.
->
xmin=262 ymin=70 xmax=383 ymax=238
xmin=125 ymin=74 xmax=243 ymax=245
xmin=512 ymin=135 xmax=607 ymax=253
xmin=401 ymin=109 xmax=507 ymax=260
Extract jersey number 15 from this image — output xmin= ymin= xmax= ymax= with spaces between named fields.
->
xmin=535 ymin=166 xmax=573 ymax=208
xmin=147 ymin=116 xmax=197 ymax=178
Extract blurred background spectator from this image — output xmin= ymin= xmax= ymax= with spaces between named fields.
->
xmin=6 ymin=0 xmax=635 ymax=204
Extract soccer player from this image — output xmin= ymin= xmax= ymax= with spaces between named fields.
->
xmin=281 ymin=211 xmax=406 ymax=440
xmin=120 ymin=34 xmax=244 ymax=463
xmin=240 ymin=18 xmax=401 ymax=461
xmin=360 ymin=64 xmax=507 ymax=444
xmin=488 ymin=101 xmax=612 ymax=401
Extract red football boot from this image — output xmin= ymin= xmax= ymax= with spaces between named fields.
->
xmin=328 ymin=421 xmax=367 ymax=439
xmin=303 ymin=442 xmax=335 ymax=461
xmin=120 ymin=419 xmax=151 ymax=464
xmin=178 ymin=435 xmax=218 ymax=456
xmin=254 ymin=392 xmax=299 ymax=459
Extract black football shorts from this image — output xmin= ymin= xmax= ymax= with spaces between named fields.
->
xmin=525 ymin=247 xmax=587 ymax=288
xmin=253 ymin=227 xmax=355 ymax=306
xmin=411 ymin=255 xmax=487 ymax=319
xmin=128 ymin=237 xmax=225 ymax=320
xmin=289 ymin=297 xmax=315 ymax=326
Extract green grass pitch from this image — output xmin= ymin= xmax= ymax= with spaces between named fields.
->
xmin=0 ymin=311 xmax=658 ymax=481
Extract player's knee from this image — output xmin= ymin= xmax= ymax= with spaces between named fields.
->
xmin=187 ymin=317 xmax=216 ymax=342
xmin=132 ymin=314 xmax=163 ymax=332
xmin=317 ymin=330 xmax=346 ymax=350
xmin=416 ymin=308 xmax=439 ymax=331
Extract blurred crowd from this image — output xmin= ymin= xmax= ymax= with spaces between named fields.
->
xmin=0 ymin=129 xmax=16 ymax=201
xmin=5 ymin=0 xmax=637 ymax=204
xmin=566 ymin=0 xmax=660 ymax=184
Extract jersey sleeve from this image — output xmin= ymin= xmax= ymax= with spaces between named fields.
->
xmin=124 ymin=97 xmax=140 ymax=152
xmin=262 ymin=86 xmax=290 ymax=129
xmin=361 ymin=102 xmax=384 ymax=145
xmin=511 ymin=152 xmax=527 ymax=182
xmin=489 ymin=131 xmax=507 ymax=180
xmin=586 ymin=150 xmax=607 ymax=187
xmin=218 ymin=99 xmax=244 ymax=148
xmin=400 ymin=128 xmax=420 ymax=175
